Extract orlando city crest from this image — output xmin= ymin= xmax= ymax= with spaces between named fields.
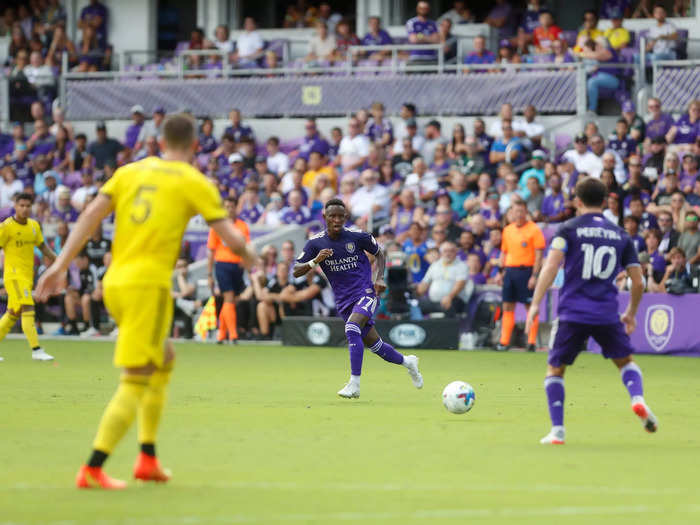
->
xmin=346 ymin=242 xmax=355 ymax=253
xmin=644 ymin=305 xmax=673 ymax=352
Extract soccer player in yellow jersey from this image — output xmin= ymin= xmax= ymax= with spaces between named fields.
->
xmin=0 ymin=193 xmax=56 ymax=362
xmin=37 ymin=113 xmax=257 ymax=490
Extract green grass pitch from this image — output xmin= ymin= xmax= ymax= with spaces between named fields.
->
xmin=1 ymin=340 xmax=700 ymax=524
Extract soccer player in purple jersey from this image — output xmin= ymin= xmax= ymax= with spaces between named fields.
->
xmin=526 ymin=178 xmax=658 ymax=445
xmin=294 ymin=199 xmax=423 ymax=398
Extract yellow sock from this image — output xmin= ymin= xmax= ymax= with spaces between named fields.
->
xmin=93 ymin=375 xmax=150 ymax=454
xmin=0 ymin=312 xmax=19 ymax=342
xmin=21 ymin=311 xmax=40 ymax=349
xmin=138 ymin=361 xmax=174 ymax=445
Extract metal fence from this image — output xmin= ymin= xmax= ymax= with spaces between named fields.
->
xmin=653 ymin=59 xmax=700 ymax=112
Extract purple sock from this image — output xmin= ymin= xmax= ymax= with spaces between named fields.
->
xmin=620 ymin=362 xmax=644 ymax=399
xmin=345 ymin=322 xmax=364 ymax=376
xmin=369 ymin=338 xmax=405 ymax=365
xmin=544 ymin=376 xmax=565 ymax=427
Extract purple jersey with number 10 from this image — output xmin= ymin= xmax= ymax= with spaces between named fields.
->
xmin=553 ymin=213 xmax=639 ymax=325
xmin=297 ymin=227 xmax=380 ymax=316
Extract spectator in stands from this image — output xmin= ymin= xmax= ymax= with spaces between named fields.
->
xmin=542 ymin=173 xmax=571 ymax=223
xmin=656 ymin=210 xmax=680 ymax=256
xmin=681 ymin=154 xmax=699 ymax=193
xmin=514 ymin=105 xmax=544 ymax=149
xmin=591 ymin=134 xmax=625 ymax=183
xmin=53 ymin=185 xmax=78 ymax=222
xmin=574 ymin=10 xmax=603 ymax=54
xmin=365 ymin=101 xmax=393 ymax=148
xmin=620 ymin=100 xmax=645 ymax=143
xmin=0 ymin=7 xmax=15 ymax=37
xmin=224 ymin=108 xmax=254 ymax=143
xmin=645 ymin=100 xmax=675 ymax=153
xmin=438 ymin=18 xmax=457 ymax=63
xmin=660 ymin=246 xmax=692 ymax=292
xmin=561 ymin=133 xmax=599 ymax=178
xmin=349 ymin=169 xmax=390 ymax=226
xmin=406 ymin=1 xmax=440 ymax=63
xmin=123 ymin=105 xmax=145 ymax=152
xmin=262 ymin=191 xmax=284 ymax=226
xmin=643 ymin=5 xmax=678 ymax=61
xmin=9 ymin=49 xmax=33 ymax=108
xmin=604 ymin=12 xmax=631 ymax=51
xmin=280 ymin=189 xmax=311 ymax=225
xmin=525 ymin=177 xmax=544 ymax=219
xmin=87 ymin=122 xmax=122 ymax=170
xmin=473 ymin=118 xmax=494 ymax=164
xmin=488 ymin=103 xmax=513 ymax=138
xmin=303 ymin=150 xmax=337 ymax=191
xmin=265 ymin=137 xmax=289 ymax=176
xmin=550 ymin=37 xmax=575 ymax=64
xmin=79 ymin=0 xmax=108 ymax=47
xmin=446 ymin=123 xmax=466 ymax=160
xmin=582 ymin=37 xmax=620 ymax=114
xmin=533 ymin=10 xmax=561 ymax=53
xmin=519 ymin=149 xmax=546 ymax=195
xmin=439 ymin=1 xmax=474 ymax=25
xmin=196 ymin=116 xmax=217 ymax=155
xmin=52 ymin=126 xmax=72 ymax=173
xmin=27 ymin=119 xmax=56 ymax=157
xmin=463 ymin=35 xmax=495 ymax=70
xmin=516 ymin=0 xmax=543 ymax=43
xmin=210 ymin=24 xmax=233 ymax=55
xmin=608 ymin=118 xmax=638 ymax=162
xmin=334 ymin=19 xmax=359 ymax=61
xmin=7 ymin=143 xmax=32 ymax=187
xmin=76 ymin=25 xmax=109 ymax=73
xmin=297 ymin=118 xmax=330 ymax=161
xmin=336 ymin=117 xmax=370 ymax=174
xmin=489 ymin=121 xmax=523 ymax=166
xmin=306 ymin=21 xmax=337 ymax=64
xmin=405 ymin=157 xmax=438 ymax=203
xmin=421 ymin=120 xmax=446 ymax=166
xmin=666 ymin=100 xmax=699 ymax=152
xmin=0 ymin=167 xmax=23 ymax=208
xmin=678 ymin=210 xmax=700 ymax=266
xmin=485 ymin=0 xmax=516 ymax=41
xmin=416 ymin=241 xmax=468 ymax=317
xmin=68 ymin=132 xmax=86 ymax=173
xmin=46 ymin=25 xmax=77 ymax=69
xmin=24 ymin=50 xmax=56 ymax=104
xmin=135 ymin=135 xmax=160 ymax=161
xmin=256 ymin=262 xmax=289 ymax=339
xmin=49 ymin=105 xmax=74 ymax=140
xmin=70 ymin=170 xmax=97 ymax=211
xmin=136 ymin=107 xmax=165 ymax=150
xmin=234 ymin=17 xmax=264 ymax=68
xmin=317 ymin=2 xmax=342 ymax=34
xmin=361 ymin=16 xmax=392 ymax=60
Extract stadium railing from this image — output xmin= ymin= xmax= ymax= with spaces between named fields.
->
xmin=652 ymin=59 xmax=700 ymax=112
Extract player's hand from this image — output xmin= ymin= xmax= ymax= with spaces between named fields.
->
xmin=314 ymin=248 xmax=333 ymax=264
xmin=240 ymin=244 xmax=260 ymax=271
xmin=525 ymin=304 xmax=539 ymax=335
xmin=374 ymin=279 xmax=387 ymax=295
xmin=35 ymin=265 xmax=67 ymax=302
xmin=528 ymin=275 xmax=537 ymax=290
xmin=207 ymin=276 xmax=215 ymax=294
xmin=494 ymin=272 xmax=503 ymax=286
xmin=440 ymin=295 xmax=453 ymax=310
xmin=621 ymin=310 xmax=637 ymax=335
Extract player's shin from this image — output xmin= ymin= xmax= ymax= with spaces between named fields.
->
xmin=500 ymin=310 xmax=515 ymax=346
xmin=344 ymin=322 xmax=364 ymax=381
xmin=0 ymin=311 xmax=19 ymax=341
xmin=91 ymin=374 xmax=150 ymax=466
xmin=138 ymin=360 xmax=174 ymax=453
xmin=20 ymin=310 xmax=40 ymax=349
xmin=369 ymin=338 xmax=405 ymax=365
xmin=620 ymin=361 xmax=644 ymax=400
xmin=544 ymin=375 xmax=565 ymax=428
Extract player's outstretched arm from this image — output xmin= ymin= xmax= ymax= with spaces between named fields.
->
xmin=36 ymin=194 xmax=114 ymax=301
xmin=38 ymin=242 xmax=57 ymax=264
xmin=293 ymin=248 xmax=333 ymax=278
xmin=526 ymin=248 xmax=564 ymax=334
xmin=621 ymin=265 xmax=644 ymax=335
xmin=209 ymin=219 xmax=259 ymax=270
xmin=373 ymin=246 xmax=387 ymax=294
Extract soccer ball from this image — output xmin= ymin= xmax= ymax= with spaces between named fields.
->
xmin=442 ymin=381 xmax=476 ymax=414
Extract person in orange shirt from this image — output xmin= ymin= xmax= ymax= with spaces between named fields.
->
xmin=497 ymin=200 xmax=545 ymax=351
xmin=302 ymin=151 xmax=338 ymax=192
xmin=533 ymin=10 xmax=562 ymax=53
xmin=207 ymin=196 xmax=251 ymax=343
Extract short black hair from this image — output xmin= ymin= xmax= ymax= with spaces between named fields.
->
xmin=584 ymin=9 xmax=598 ymax=20
xmin=15 ymin=192 xmax=33 ymax=204
xmin=324 ymin=198 xmax=346 ymax=210
xmin=575 ymin=177 xmax=607 ymax=208
xmin=224 ymin=196 xmax=238 ymax=205
xmin=403 ymin=103 xmax=416 ymax=115
xmin=616 ymin=118 xmax=628 ymax=126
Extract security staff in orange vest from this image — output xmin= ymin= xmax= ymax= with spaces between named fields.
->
xmin=496 ymin=199 xmax=545 ymax=351
xmin=207 ymin=196 xmax=251 ymax=343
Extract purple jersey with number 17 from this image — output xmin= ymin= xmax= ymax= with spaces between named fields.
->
xmin=297 ymin=227 xmax=379 ymax=315
xmin=553 ymin=213 xmax=639 ymax=324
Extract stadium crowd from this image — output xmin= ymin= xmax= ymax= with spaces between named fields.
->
xmin=3 ymin=1 xmax=694 ymax=120
xmin=1 ymin=90 xmax=700 ymax=339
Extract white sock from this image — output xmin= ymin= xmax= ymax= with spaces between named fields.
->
xmin=552 ymin=425 xmax=565 ymax=434
xmin=350 ymin=375 xmax=361 ymax=386
xmin=631 ymin=395 xmax=645 ymax=405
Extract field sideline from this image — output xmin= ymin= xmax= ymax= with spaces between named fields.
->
xmin=1 ymin=340 xmax=699 ymax=525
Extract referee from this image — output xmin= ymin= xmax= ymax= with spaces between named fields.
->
xmin=207 ymin=196 xmax=250 ymax=343
xmin=497 ymin=200 xmax=545 ymax=351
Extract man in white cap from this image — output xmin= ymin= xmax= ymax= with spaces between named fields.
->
xmin=124 ymin=105 xmax=145 ymax=151
xmin=518 ymin=149 xmax=546 ymax=199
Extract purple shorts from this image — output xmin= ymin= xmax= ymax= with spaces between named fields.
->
xmin=338 ymin=293 xmax=378 ymax=328
xmin=548 ymin=320 xmax=634 ymax=367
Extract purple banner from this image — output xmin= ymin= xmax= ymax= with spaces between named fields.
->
xmin=588 ymin=292 xmax=700 ymax=356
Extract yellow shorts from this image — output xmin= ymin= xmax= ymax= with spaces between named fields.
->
xmin=6 ymin=278 xmax=34 ymax=311
xmin=104 ymin=285 xmax=173 ymax=368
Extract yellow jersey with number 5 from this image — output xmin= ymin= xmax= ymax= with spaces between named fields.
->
xmin=0 ymin=217 xmax=44 ymax=283
xmin=100 ymin=157 xmax=227 ymax=289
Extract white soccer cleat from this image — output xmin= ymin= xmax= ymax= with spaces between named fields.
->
xmin=403 ymin=355 xmax=423 ymax=389
xmin=539 ymin=427 xmax=565 ymax=445
xmin=337 ymin=382 xmax=360 ymax=398
xmin=632 ymin=399 xmax=658 ymax=433
xmin=81 ymin=327 xmax=100 ymax=337
xmin=32 ymin=348 xmax=54 ymax=361
xmin=109 ymin=327 xmax=119 ymax=337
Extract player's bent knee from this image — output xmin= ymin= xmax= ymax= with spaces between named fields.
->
xmin=546 ymin=364 xmax=566 ymax=377
xmin=612 ymin=356 xmax=633 ymax=369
